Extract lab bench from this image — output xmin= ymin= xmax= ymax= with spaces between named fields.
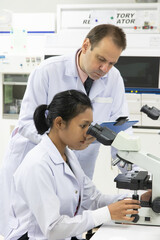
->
xmin=90 ymin=223 xmax=160 ymax=240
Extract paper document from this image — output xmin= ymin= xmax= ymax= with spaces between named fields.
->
xmin=100 ymin=120 xmax=138 ymax=133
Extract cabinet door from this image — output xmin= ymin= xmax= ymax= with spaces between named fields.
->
xmin=125 ymin=93 xmax=142 ymax=125
xmin=3 ymin=73 xmax=28 ymax=119
xmin=133 ymin=128 xmax=160 ymax=157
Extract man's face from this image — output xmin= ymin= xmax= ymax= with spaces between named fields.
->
xmin=80 ymin=36 xmax=123 ymax=80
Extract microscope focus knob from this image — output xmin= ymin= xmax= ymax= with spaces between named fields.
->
xmin=131 ymin=214 xmax=139 ymax=223
xmin=152 ymin=197 xmax=160 ymax=213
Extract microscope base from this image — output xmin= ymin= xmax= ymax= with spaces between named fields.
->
xmin=116 ymin=207 xmax=160 ymax=226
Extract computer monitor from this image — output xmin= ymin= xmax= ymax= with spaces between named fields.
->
xmin=115 ymin=56 xmax=160 ymax=91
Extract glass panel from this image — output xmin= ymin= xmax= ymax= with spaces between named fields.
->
xmin=3 ymin=74 xmax=29 ymax=83
xmin=3 ymin=84 xmax=26 ymax=115
xmin=115 ymin=57 xmax=159 ymax=89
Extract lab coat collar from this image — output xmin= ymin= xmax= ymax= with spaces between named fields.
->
xmin=65 ymin=147 xmax=83 ymax=180
xmin=64 ymin=50 xmax=107 ymax=100
xmin=40 ymin=134 xmax=65 ymax=165
xmin=40 ymin=134 xmax=82 ymax=181
xmin=64 ymin=50 xmax=79 ymax=78
xmin=64 ymin=50 xmax=86 ymax=93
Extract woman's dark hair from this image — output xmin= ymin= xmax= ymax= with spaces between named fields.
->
xmin=33 ymin=90 xmax=92 ymax=135
xmin=86 ymin=24 xmax=126 ymax=51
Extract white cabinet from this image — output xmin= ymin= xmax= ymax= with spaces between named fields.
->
xmin=126 ymin=93 xmax=142 ymax=125
xmin=126 ymin=93 xmax=160 ymax=127
xmin=133 ymin=128 xmax=160 ymax=157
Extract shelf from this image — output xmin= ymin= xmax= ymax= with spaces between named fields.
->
xmin=3 ymin=82 xmax=27 ymax=85
xmin=3 ymin=114 xmax=19 ymax=119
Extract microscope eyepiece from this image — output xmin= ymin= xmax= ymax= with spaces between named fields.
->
xmin=140 ymin=105 xmax=160 ymax=120
xmin=87 ymin=123 xmax=117 ymax=146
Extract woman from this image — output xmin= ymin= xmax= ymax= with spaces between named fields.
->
xmin=7 ymin=90 xmax=140 ymax=240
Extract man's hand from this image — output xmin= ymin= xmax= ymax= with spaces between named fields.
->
xmin=83 ymin=136 xmax=96 ymax=148
xmin=141 ymin=190 xmax=152 ymax=202
xmin=108 ymin=199 xmax=141 ymax=222
xmin=68 ymin=136 xmax=96 ymax=150
xmin=77 ymin=136 xmax=96 ymax=150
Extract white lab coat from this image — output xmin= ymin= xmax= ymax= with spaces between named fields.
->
xmin=19 ymin=50 xmax=129 ymax=177
xmin=6 ymin=134 xmax=128 ymax=240
xmin=0 ymin=51 xmax=129 ymax=237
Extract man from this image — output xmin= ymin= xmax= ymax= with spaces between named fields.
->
xmin=0 ymin=24 xmax=130 ymax=237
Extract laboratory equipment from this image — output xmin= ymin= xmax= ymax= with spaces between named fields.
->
xmin=0 ymin=55 xmax=43 ymax=119
xmin=87 ymin=123 xmax=117 ymax=146
xmin=87 ymin=123 xmax=160 ymax=226
xmin=115 ymin=56 xmax=160 ymax=93
xmin=57 ymin=3 xmax=160 ymax=33
xmin=141 ymin=105 xmax=160 ymax=120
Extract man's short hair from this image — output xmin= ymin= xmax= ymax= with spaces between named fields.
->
xmin=86 ymin=24 xmax=126 ymax=51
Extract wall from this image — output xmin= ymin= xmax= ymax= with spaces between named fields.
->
xmin=0 ymin=0 xmax=136 ymax=13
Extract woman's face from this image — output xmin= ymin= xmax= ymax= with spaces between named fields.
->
xmin=60 ymin=108 xmax=93 ymax=150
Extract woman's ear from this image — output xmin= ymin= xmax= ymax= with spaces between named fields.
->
xmin=54 ymin=116 xmax=66 ymax=130
xmin=81 ymin=38 xmax=91 ymax=54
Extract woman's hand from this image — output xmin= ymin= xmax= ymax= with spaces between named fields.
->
xmin=108 ymin=199 xmax=141 ymax=222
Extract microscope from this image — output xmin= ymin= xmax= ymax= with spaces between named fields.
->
xmin=87 ymin=122 xmax=160 ymax=226
xmin=140 ymin=105 xmax=160 ymax=121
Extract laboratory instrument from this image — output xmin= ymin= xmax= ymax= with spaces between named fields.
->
xmin=141 ymin=105 xmax=160 ymax=120
xmin=87 ymin=123 xmax=160 ymax=226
